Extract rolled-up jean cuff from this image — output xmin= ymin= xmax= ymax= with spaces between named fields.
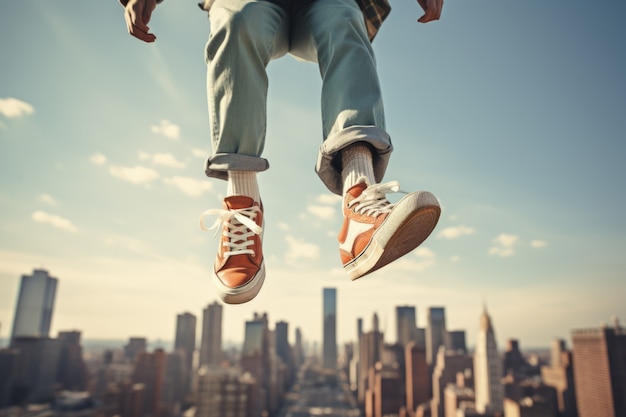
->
xmin=204 ymin=153 xmax=270 ymax=180
xmin=316 ymin=125 xmax=393 ymax=195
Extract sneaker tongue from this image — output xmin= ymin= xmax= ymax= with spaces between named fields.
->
xmin=347 ymin=182 xmax=368 ymax=198
xmin=224 ymin=195 xmax=255 ymax=210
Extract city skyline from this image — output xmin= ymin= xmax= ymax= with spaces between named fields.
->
xmin=1 ymin=1 xmax=625 ymax=349
xmin=1 ymin=267 xmax=625 ymax=351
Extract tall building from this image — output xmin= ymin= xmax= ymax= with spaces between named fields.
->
xmin=322 ymin=288 xmax=337 ymax=369
xmin=571 ymin=318 xmax=626 ymax=417
xmin=57 ymin=331 xmax=89 ymax=391
xmin=405 ymin=342 xmax=430 ymax=413
xmin=10 ymin=269 xmax=58 ymax=341
xmin=426 ymin=307 xmax=447 ymax=365
xmin=541 ymin=339 xmax=577 ymax=417
xmin=132 ymin=348 xmax=166 ymax=417
xmin=196 ymin=367 xmax=255 ymax=417
xmin=275 ymin=321 xmax=294 ymax=387
xmin=447 ymin=330 xmax=467 ymax=354
xmin=503 ymin=339 xmax=530 ymax=380
xmin=431 ymin=346 xmax=473 ymax=417
xmin=293 ymin=327 xmax=304 ymax=369
xmin=124 ymin=337 xmax=147 ymax=363
xmin=275 ymin=321 xmax=290 ymax=367
xmin=200 ymin=302 xmax=222 ymax=367
xmin=241 ymin=313 xmax=275 ymax=417
xmin=174 ymin=312 xmax=196 ymax=396
xmin=473 ymin=306 xmax=504 ymax=415
xmin=10 ymin=336 xmax=62 ymax=404
xmin=396 ymin=306 xmax=418 ymax=347
xmin=358 ymin=313 xmax=384 ymax=405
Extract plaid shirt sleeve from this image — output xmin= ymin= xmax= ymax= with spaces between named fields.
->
xmin=354 ymin=0 xmax=391 ymax=41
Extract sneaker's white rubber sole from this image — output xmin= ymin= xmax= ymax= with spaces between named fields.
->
xmin=213 ymin=261 xmax=266 ymax=305
xmin=344 ymin=191 xmax=441 ymax=280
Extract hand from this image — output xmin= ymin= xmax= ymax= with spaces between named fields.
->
xmin=416 ymin=0 xmax=443 ymax=23
xmin=123 ymin=0 xmax=158 ymax=42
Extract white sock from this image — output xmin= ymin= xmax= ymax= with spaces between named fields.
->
xmin=227 ymin=171 xmax=260 ymax=203
xmin=341 ymin=143 xmax=376 ymax=195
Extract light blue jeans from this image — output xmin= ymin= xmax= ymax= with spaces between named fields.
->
xmin=203 ymin=0 xmax=393 ymax=195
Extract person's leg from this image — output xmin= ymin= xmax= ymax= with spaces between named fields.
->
xmin=201 ymin=0 xmax=289 ymax=304
xmin=291 ymin=0 xmax=390 ymax=195
xmin=292 ymin=0 xmax=441 ymax=279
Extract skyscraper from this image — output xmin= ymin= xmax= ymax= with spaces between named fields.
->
xmin=132 ymin=348 xmax=166 ymax=417
xmin=196 ymin=367 xmax=255 ymax=417
xmin=174 ymin=312 xmax=196 ymax=397
xmin=293 ymin=327 xmax=304 ymax=369
xmin=358 ymin=313 xmax=384 ymax=405
xmin=571 ymin=318 xmax=626 ymax=417
xmin=405 ymin=342 xmax=430 ymax=413
xmin=426 ymin=307 xmax=447 ymax=365
xmin=10 ymin=269 xmax=58 ymax=341
xmin=431 ymin=346 xmax=473 ymax=417
xmin=124 ymin=337 xmax=147 ymax=363
xmin=541 ymin=339 xmax=577 ymax=417
xmin=396 ymin=306 xmax=417 ymax=347
xmin=200 ymin=302 xmax=223 ymax=367
xmin=322 ymin=288 xmax=337 ymax=369
xmin=473 ymin=306 xmax=504 ymax=415
xmin=447 ymin=330 xmax=467 ymax=354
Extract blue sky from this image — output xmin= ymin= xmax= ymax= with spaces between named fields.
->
xmin=1 ymin=0 xmax=624 ymax=349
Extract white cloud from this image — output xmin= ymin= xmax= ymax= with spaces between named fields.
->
xmin=277 ymin=222 xmax=290 ymax=231
xmin=109 ymin=165 xmax=160 ymax=185
xmin=138 ymin=151 xmax=186 ymax=169
xmin=531 ymin=240 xmax=547 ymax=248
xmin=90 ymin=153 xmax=107 ymax=166
xmin=163 ymin=176 xmax=212 ymax=197
xmin=316 ymin=194 xmax=342 ymax=205
xmin=307 ymin=205 xmax=336 ymax=220
xmin=437 ymin=225 xmax=475 ymax=239
xmin=0 ymin=97 xmax=35 ymax=118
xmin=31 ymin=211 xmax=78 ymax=233
xmin=415 ymin=247 xmax=435 ymax=259
xmin=284 ymin=235 xmax=320 ymax=263
xmin=151 ymin=119 xmax=180 ymax=140
xmin=488 ymin=233 xmax=519 ymax=257
xmin=192 ymin=148 xmax=208 ymax=158
xmin=39 ymin=194 xmax=58 ymax=206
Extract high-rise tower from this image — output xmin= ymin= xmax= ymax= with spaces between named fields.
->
xmin=322 ymin=288 xmax=337 ymax=369
xmin=473 ymin=306 xmax=503 ymax=415
xmin=426 ymin=307 xmax=447 ymax=365
xmin=10 ymin=269 xmax=58 ymax=342
xmin=174 ymin=312 xmax=196 ymax=396
xmin=571 ymin=318 xmax=626 ymax=417
xmin=396 ymin=306 xmax=417 ymax=347
xmin=200 ymin=302 xmax=222 ymax=367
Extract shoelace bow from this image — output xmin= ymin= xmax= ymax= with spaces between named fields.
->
xmin=348 ymin=181 xmax=406 ymax=216
xmin=200 ymin=206 xmax=262 ymax=257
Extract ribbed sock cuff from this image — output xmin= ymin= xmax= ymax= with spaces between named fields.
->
xmin=227 ymin=171 xmax=260 ymax=202
xmin=341 ymin=143 xmax=376 ymax=195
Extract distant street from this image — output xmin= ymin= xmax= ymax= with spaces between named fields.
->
xmin=278 ymin=358 xmax=361 ymax=417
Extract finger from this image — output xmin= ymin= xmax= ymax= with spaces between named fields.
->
xmin=418 ymin=0 xmax=442 ymax=22
xmin=142 ymin=0 xmax=157 ymax=25
xmin=125 ymin=5 xmax=156 ymax=42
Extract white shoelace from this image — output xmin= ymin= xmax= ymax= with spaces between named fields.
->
xmin=200 ymin=206 xmax=262 ymax=257
xmin=348 ymin=181 xmax=404 ymax=216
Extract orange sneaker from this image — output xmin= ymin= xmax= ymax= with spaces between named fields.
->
xmin=339 ymin=178 xmax=440 ymax=280
xmin=200 ymin=196 xmax=264 ymax=304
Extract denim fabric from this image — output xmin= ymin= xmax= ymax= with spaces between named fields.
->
xmin=204 ymin=0 xmax=392 ymax=194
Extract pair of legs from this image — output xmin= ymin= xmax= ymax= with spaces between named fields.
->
xmin=200 ymin=0 xmax=441 ymax=303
